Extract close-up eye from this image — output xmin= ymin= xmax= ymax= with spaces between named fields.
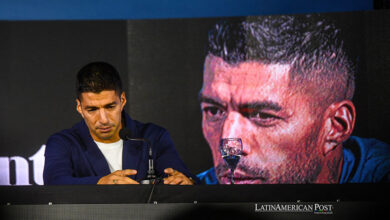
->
xmin=202 ymin=106 xmax=226 ymax=122
xmin=243 ymin=111 xmax=281 ymax=127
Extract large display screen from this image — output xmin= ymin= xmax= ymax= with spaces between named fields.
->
xmin=1 ymin=10 xmax=389 ymax=185
xmin=126 ymin=11 xmax=390 ymax=184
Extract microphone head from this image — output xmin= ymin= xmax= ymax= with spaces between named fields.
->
xmin=119 ymin=128 xmax=132 ymax=140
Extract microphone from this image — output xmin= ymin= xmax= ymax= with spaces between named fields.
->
xmin=119 ymin=128 xmax=157 ymax=185
xmin=119 ymin=128 xmax=144 ymax=142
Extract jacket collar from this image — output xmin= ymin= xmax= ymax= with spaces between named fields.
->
xmin=76 ymin=111 xmax=145 ymax=179
xmin=121 ymin=111 xmax=145 ymax=180
xmin=77 ymin=120 xmax=110 ymax=176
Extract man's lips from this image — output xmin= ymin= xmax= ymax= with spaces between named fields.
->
xmin=218 ymin=171 xmax=266 ymax=184
xmin=219 ymin=175 xmax=265 ymax=184
xmin=97 ymin=126 xmax=112 ymax=133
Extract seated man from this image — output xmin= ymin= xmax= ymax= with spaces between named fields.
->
xmin=44 ymin=62 xmax=196 ymax=185
xmin=197 ymin=15 xmax=390 ymax=184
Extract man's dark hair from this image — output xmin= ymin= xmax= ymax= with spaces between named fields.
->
xmin=207 ymin=14 xmax=355 ymax=111
xmin=76 ymin=62 xmax=123 ymax=100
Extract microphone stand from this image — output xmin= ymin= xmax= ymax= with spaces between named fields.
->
xmin=124 ymin=136 xmax=157 ymax=185
xmin=120 ymin=128 xmax=158 ymax=203
xmin=138 ymin=140 xmax=158 ymax=204
xmin=140 ymin=140 xmax=157 ymax=185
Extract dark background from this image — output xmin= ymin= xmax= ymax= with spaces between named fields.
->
xmin=0 ymin=10 xmax=389 ymax=182
xmin=0 ymin=21 xmax=128 ymax=157
xmin=127 ymin=18 xmax=217 ymax=173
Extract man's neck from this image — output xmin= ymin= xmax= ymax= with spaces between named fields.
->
xmin=314 ymin=145 xmax=344 ymax=183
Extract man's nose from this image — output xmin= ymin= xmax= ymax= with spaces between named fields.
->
xmin=221 ymin=111 xmax=250 ymax=155
xmin=221 ymin=111 xmax=243 ymax=139
xmin=98 ymin=109 xmax=109 ymax=124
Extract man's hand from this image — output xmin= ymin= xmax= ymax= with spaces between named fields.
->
xmin=163 ymin=168 xmax=194 ymax=185
xmin=97 ymin=169 xmax=139 ymax=184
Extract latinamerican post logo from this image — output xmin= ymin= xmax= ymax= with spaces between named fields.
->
xmin=255 ymin=203 xmax=334 ymax=215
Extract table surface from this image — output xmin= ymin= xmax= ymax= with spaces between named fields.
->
xmin=1 ymin=184 xmax=389 ymax=205
xmin=1 ymin=184 xmax=389 ymax=219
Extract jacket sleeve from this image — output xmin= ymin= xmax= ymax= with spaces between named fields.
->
xmin=43 ymin=134 xmax=103 ymax=185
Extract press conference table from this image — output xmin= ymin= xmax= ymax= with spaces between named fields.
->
xmin=1 ymin=184 xmax=389 ymax=219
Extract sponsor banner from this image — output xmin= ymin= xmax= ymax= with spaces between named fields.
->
xmin=0 ymin=145 xmax=45 ymax=186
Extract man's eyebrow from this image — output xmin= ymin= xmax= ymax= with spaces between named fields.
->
xmin=104 ymin=102 xmax=117 ymax=107
xmin=84 ymin=105 xmax=97 ymax=109
xmin=239 ymin=101 xmax=282 ymax=112
xmin=198 ymin=94 xmax=225 ymax=109
xmin=84 ymin=102 xmax=117 ymax=109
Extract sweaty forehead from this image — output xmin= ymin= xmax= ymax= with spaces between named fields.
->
xmin=202 ymin=56 xmax=292 ymax=104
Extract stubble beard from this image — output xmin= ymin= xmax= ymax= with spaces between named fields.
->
xmin=215 ymin=125 xmax=324 ymax=184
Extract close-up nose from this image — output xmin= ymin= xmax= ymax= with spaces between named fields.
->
xmin=98 ymin=109 xmax=109 ymax=124
xmin=221 ymin=112 xmax=244 ymax=139
xmin=221 ymin=112 xmax=250 ymax=156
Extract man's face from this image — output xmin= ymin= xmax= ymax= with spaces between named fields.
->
xmin=77 ymin=90 xmax=126 ymax=143
xmin=200 ymin=56 xmax=325 ymax=184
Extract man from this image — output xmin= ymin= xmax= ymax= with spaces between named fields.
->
xmin=197 ymin=15 xmax=390 ymax=184
xmin=44 ymin=62 xmax=196 ymax=185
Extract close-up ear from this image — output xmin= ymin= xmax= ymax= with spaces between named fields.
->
xmin=120 ymin=92 xmax=127 ymax=109
xmin=323 ymin=100 xmax=356 ymax=155
xmin=76 ymin=98 xmax=84 ymax=118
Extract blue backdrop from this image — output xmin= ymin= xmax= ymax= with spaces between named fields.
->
xmin=0 ymin=0 xmax=372 ymax=20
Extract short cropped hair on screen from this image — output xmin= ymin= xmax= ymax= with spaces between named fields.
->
xmin=207 ymin=14 xmax=355 ymax=113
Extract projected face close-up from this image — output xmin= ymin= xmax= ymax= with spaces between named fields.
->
xmin=200 ymin=55 xmax=328 ymax=184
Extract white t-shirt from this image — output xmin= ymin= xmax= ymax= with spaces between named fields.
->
xmin=94 ymin=139 xmax=123 ymax=173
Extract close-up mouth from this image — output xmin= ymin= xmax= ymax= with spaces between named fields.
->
xmin=219 ymin=175 xmax=266 ymax=184
xmin=97 ymin=126 xmax=112 ymax=133
xmin=219 ymin=171 xmax=268 ymax=184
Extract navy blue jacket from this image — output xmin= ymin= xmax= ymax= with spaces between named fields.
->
xmin=43 ymin=112 xmax=196 ymax=185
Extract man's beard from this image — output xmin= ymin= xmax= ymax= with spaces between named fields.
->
xmin=215 ymin=126 xmax=323 ymax=184
xmin=216 ymin=155 xmax=322 ymax=184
